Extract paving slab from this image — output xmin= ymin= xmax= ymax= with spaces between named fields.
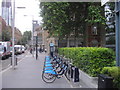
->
xmin=2 ymin=52 xmax=72 ymax=88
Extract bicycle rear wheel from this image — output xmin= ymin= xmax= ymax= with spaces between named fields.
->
xmin=42 ymin=71 xmax=56 ymax=83
xmin=64 ymin=68 xmax=71 ymax=81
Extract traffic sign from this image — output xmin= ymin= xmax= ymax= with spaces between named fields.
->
xmin=101 ymin=0 xmax=110 ymax=6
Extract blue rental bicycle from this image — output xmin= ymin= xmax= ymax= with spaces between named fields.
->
xmin=42 ymin=56 xmax=70 ymax=83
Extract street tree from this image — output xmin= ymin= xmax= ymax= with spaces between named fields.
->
xmin=40 ymin=2 xmax=106 ymax=47
xmin=2 ymin=29 xmax=11 ymax=41
xmin=20 ymin=31 xmax=31 ymax=45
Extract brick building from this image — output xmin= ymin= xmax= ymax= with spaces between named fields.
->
xmin=86 ymin=24 xmax=106 ymax=47
xmin=0 ymin=17 xmax=2 ymax=41
xmin=34 ymin=26 xmax=57 ymax=54
xmin=8 ymin=27 xmax=22 ymax=44
xmin=58 ymin=24 xmax=105 ymax=47
xmin=34 ymin=24 xmax=106 ymax=54
xmin=0 ymin=16 xmax=22 ymax=43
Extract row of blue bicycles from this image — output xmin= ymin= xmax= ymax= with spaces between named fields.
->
xmin=42 ymin=55 xmax=71 ymax=83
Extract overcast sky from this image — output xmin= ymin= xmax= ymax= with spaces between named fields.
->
xmin=14 ymin=0 xmax=42 ymax=34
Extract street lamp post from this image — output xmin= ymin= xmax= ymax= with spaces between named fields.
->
xmin=32 ymin=16 xmax=34 ymax=57
xmin=24 ymin=15 xmax=34 ymax=57
xmin=34 ymin=32 xmax=38 ymax=60
xmin=12 ymin=0 xmax=15 ymax=69
xmin=115 ymin=0 xmax=120 ymax=66
xmin=36 ymin=35 xmax=38 ymax=60
xmin=12 ymin=0 xmax=26 ymax=69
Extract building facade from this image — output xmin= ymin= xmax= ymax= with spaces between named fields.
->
xmin=0 ymin=0 xmax=22 ymax=43
xmin=0 ymin=16 xmax=7 ymax=41
xmin=0 ymin=1 xmax=2 ymax=16
xmin=0 ymin=17 xmax=2 ymax=41
xmin=0 ymin=16 xmax=22 ymax=43
xmin=34 ymin=26 xmax=57 ymax=54
xmin=1 ymin=0 xmax=12 ymax=26
xmin=8 ymin=27 xmax=22 ymax=44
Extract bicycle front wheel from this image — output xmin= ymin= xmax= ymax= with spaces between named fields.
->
xmin=42 ymin=71 xmax=56 ymax=83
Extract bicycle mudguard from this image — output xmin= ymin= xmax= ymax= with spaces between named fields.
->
xmin=45 ymin=64 xmax=53 ymax=67
xmin=45 ymin=63 xmax=52 ymax=65
xmin=45 ymin=58 xmax=51 ymax=61
xmin=44 ymin=67 xmax=53 ymax=70
xmin=44 ymin=70 xmax=56 ymax=74
xmin=45 ymin=61 xmax=51 ymax=64
xmin=45 ymin=56 xmax=50 ymax=58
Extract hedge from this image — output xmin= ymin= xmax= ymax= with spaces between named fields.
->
xmin=101 ymin=67 xmax=120 ymax=88
xmin=58 ymin=47 xmax=115 ymax=77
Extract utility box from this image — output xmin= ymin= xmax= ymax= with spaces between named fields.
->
xmin=98 ymin=74 xmax=113 ymax=90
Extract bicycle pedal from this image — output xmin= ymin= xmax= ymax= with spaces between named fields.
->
xmin=57 ymin=77 xmax=61 ymax=79
xmin=57 ymin=76 xmax=63 ymax=79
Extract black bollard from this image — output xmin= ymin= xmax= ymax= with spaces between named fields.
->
xmin=74 ymin=67 xmax=79 ymax=82
xmin=11 ymin=57 xmax=12 ymax=65
xmin=36 ymin=36 xmax=38 ymax=60
xmin=16 ymin=57 xmax=17 ymax=65
xmin=11 ymin=56 xmax=17 ymax=66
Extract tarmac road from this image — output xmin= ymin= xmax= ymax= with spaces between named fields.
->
xmin=1 ymin=51 xmax=28 ymax=71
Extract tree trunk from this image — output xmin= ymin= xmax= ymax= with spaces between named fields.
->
xmin=83 ymin=3 xmax=89 ymax=47
xmin=67 ymin=36 xmax=70 ymax=47
xmin=100 ymin=24 xmax=106 ymax=47
xmin=83 ymin=23 xmax=89 ymax=47
xmin=75 ymin=38 xmax=78 ymax=47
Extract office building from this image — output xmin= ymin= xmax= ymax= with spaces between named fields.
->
xmin=1 ymin=0 xmax=12 ymax=26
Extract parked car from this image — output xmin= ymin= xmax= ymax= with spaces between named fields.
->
xmin=21 ymin=45 xmax=25 ymax=53
xmin=0 ymin=41 xmax=11 ymax=59
xmin=10 ymin=46 xmax=19 ymax=56
xmin=0 ymin=45 xmax=5 ymax=60
xmin=14 ymin=45 xmax=23 ymax=55
xmin=10 ymin=46 xmax=12 ymax=56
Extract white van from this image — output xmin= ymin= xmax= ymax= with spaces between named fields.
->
xmin=21 ymin=45 xmax=25 ymax=53
xmin=14 ymin=45 xmax=22 ymax=54
xmin=0 ymin=45 xmax=5 ymax=60
xmin=0 ymin=41 xmax=11 ymax=59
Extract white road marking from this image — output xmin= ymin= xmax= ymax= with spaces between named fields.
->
xmin=1 ymin=66 xmax=12 ymax=73
xmin=79 ymin=85 xmax=82 ymax=87
xmin=1 ymin=51 xmax=29 ymax=73
xmin=63 ymin=75 xmax=73 ymax=88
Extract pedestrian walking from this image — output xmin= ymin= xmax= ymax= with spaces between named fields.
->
xmin=44 ymin=49 xmax=47 ymax=53
xmin=30 ymin=48 xmax=32 ymax=54
xmin=39 ymin=48 xmax=42 ymax=53
xmin=50 ymin=47 xmax=54 ymax=57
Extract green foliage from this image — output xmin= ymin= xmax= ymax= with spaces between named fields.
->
xmin=20 ymin=31 xmax=31 ymax=45
xmin=85 ymin=4 xmax=106 ymax=25
xmin=58 ymin=47 xmax=115 ymax=77
xmin=2 ymin=30 xmax=11 ymax=41
xmin=40 ymin=2 xmax=70 ymax=37
xmin=40 ymin=2 xmax=106 ymax=39
xmin=106 ymin=36 xmax=115 ymax=45
xmin=101 ymin=67 xmax=120 ymax=88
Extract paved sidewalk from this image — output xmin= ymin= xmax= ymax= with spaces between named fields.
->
xmin=2 ymin=52 xmax=72 ymax=88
